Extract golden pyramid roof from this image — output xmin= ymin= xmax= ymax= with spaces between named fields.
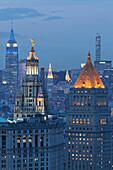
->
xmin=73 ymin=53 xmax=105 ymax=89
xmin=65 ymin=70 xmax=71 ymax=82
xmin=47 ymin=63 xmax=53 ymax=78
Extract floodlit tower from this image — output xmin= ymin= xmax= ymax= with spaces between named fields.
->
xmin=14 ymin=39 xmax=44 ymax=119
xmin=65 ymin=52 xmax=112 ymax=170
xmin=47 ymin=63 xmax=53 ymax=97
xmin=5 ymin=21 xmax=19 ymax=103
xmin=65 ymin=70 xmax=71 ymax=82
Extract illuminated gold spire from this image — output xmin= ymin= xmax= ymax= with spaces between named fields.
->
xmin=27 ymin=39 xmax=38 ymax=60
xmin=73 ymin=52 xmax=105 ymax=89
xmin=47 ymin=63 xmax=53 ymax=78
xmin=65 ymin=70 xmax=71 ymax=82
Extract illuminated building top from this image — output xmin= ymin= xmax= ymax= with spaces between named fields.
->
xmin=65 ymin=70 xmax=71 ymax=82
xmin=73 ymin=52 xmax=105 ymax=89
xmin=27 ymin=39 xmax=38 ymax=61
xmin=47 ymin=64 xmax=53 ymax=78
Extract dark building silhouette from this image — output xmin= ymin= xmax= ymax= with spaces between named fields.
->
xmin=96 ymin=33 xmax=101 ymax=61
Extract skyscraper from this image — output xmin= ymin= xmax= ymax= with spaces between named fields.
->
xmin=18 ymin=59 xmax=26 ymax=87
xmin=65 ymin=70 xmax=71 ymax=82
xmin=47 ymin=63 xmax=53 ymax=97
xmin=5 ymin=22 xmax=19 ymax=104
xmin=14 ymin=39 xmax=44 ymax=119
xmin=94 ymin=61 xmax=112 ymax=78
xmin=96 ymin=33 xmax=101 ymax=61
xmin=66 ymin=53 xmax=112 ymax=170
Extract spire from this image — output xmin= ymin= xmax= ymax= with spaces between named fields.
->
xmin=47 ymin=64 xmax=53 ymax=78
xmin=73 ymin=52 xmax=105 ymax=89
xmin=10 ymin=18 xmax=15 ymax=41
xmin=65 ymin=70 xmax=71 ymax=82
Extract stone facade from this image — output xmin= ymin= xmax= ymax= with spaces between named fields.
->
xmin=0 ymin=116 xmax=64 ymax=170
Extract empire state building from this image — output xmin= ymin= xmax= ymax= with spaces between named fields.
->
xmin=5 ymin=23 xmax=19 ymax=104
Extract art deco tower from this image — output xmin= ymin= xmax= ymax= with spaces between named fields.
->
xmin=14 ymin=40 xmax=44 ymax=119
xmin=65 ymin=70 xmax=71 ymax=82
xmin=65 ymin=53 xmax=112 ymax=170
xmin=47 ymin=63 xmax=53 ymax=97
xmin=5 ymin=23 xmax=18 ymax=103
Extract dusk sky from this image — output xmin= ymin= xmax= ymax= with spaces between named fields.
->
xmin=0 ymin=0 xmax=113 ymax=70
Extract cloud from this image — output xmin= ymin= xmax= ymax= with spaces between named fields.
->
xmin=0 ymin=31 xmax=21 ymax=38
xmin=43 ymin=16 xmax=63 ymax=21
xmin=0 ymin=8 xmax=45 ymax=21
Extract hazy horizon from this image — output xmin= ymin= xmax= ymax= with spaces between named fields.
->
xmin=0 ymin=0 xmax=113 ymax=71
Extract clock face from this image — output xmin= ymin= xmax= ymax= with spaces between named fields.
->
xmin=13 ymin=43 xmax=17 ymax=47
xmin=7 ymin=43 xmax=10 ymax=47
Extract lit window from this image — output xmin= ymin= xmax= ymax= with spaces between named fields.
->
xmin=87 ymin=119 xmax=89 ymax=125
xmin=80 ymin=119 xmax=82 ymax=124
xmin=72 ymin=119 xmax=75 ymax=124
xmin=83 ymin=119 xmax=86 ymax=124
xmin=76 ymin=119 xmax=79 ymax=124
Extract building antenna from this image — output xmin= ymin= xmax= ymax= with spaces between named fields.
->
xmin=11 ymin=17 xmax=13 ymax=30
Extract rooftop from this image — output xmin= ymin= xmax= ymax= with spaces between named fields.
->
xmin=73 ymin=53 xmax=105 ymax=89
xmin=0 ymin=117 xmax=8 ymax=123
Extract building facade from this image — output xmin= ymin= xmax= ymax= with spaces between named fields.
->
xmin=65 ymin=53 xmax=112 ymax=170
xmin=0 ymin=116 xmax=64 ymax=170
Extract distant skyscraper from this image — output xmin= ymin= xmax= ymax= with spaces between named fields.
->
xmin=47 ymin=63 xmax=53 ymax=97
xmin=96 ymin=33 xmax=101 ymax=61
xmin=41 ymin=67 xmax=46 ymax=92
xmin=102 ymin=68 xmax=113 ymax=100
xmin=66 ymin=53 xmax=112 ymax=170
xmin=18 ymin=59 xmax=26 ymax=87
xmin=94 ymin=61 xmax=112 ymax=78
xmin=53 ymin=71 xmax=66 ymax=85
xmin=65 ymin=70 xmax=71 ymax=82
xmin=5 ymin=22 xmax=19 ymax=104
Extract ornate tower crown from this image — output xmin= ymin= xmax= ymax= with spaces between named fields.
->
xmin=73 ymin=52 xmax=105 ymax=89
xmin=27 ymin=39 xmax=38 ymax=60
xmin=47 ymin=64 xmax=53 ymax=78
